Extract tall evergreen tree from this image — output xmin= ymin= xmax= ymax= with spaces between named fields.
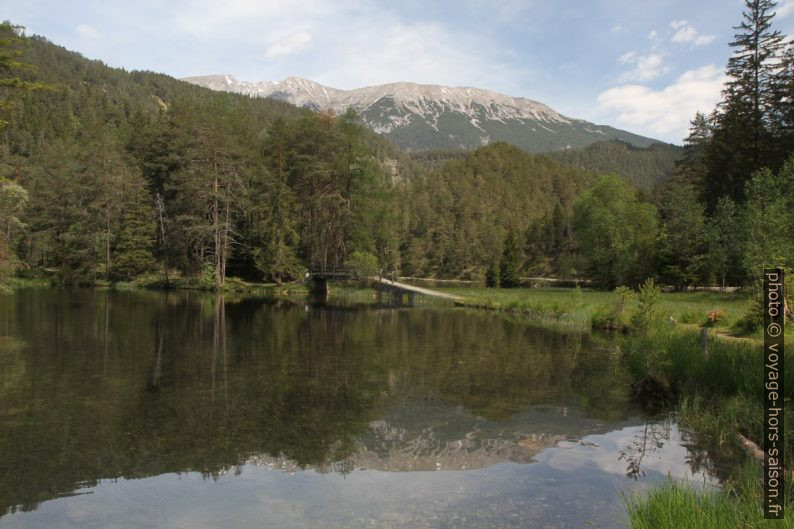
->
xmin=253 ymin=119 xmax=302 ymax=282
xmin=704 ymin=0 xmax=786 ymax=205
xmin=0 ymin=22 xmax=52 ymax=288
xmin=499 ymin=227 xmax=522 ymax=288
xmin=725 ymin=0 xmax=784 ymax=165
xmin=656 ymin=183 xmax=709 ymax=290
xmin=111 ymin=173 xmax=155 ymax=280
xmin=771 ymin=41 xmax=794 ymax=154
xmin=707 ymin=196 xmax=745 ymax=289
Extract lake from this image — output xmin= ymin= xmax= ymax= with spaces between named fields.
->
xmin=0 ymin=288 xmax=717 ymax=528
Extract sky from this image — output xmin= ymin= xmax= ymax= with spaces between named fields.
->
xmin=4 ymin=0 xmax=794 ymax=144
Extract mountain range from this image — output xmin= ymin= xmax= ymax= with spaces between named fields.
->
xmin=183 ymin=75 xmax=665 ymax=153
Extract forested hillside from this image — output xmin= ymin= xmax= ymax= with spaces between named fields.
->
xmin=400 ymin=142 xmax=594 ymax=279
xmin=0 ymin=26 xmax=416 ymax=287
xmin=548 ymin=140 xmax=682 ymax=193
xmin=1 ymin=0 xmax=793 ymax=294
xmin=0 ymin=24 xmax=601 ymax=287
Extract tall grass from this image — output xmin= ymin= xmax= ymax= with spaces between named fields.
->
xmin=625 ymin=461 xmax=794 ymax=528
xmin=622 ymin=323 xmax=793 ymax=528
xmin=437 ymin=286 xmax=751 ymax=333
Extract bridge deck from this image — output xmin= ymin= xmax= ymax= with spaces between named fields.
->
xmin=367 ymin=276 xmax=463 ymax=301
xmin=307 ymin=269 xmax=463 ymax=302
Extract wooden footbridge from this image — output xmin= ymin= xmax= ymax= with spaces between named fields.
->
xmin=307 ymin=267 xmax=463 ymax=303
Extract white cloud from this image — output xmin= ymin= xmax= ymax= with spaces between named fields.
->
xmin=159 ymin=0 xmax=524 ymax=91
xmin=76 ymin=24 xmax=101 ymax=40
xmin=265 ymin=32 xmax=313 ymax=60
xmin=612 ymin=24 xmax=625 ymax=33
xmin=648 ymin=30 xmax=658 ymax=39
xmin=172 ymin=0 xmax=351 ymax=38
xmin=670 ymin=19 xmax=715 ymax=46
xmin=777 ymin=0 xmax=794 ymax=18
xmin=597 ymin=64 xmax=727 ymax=142
xmin=313 ymin=19 xmax=521 ymax=90
xmin=618 ymin=52 xmax=667 ymax=82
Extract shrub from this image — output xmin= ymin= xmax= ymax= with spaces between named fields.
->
xmin=630 ymin=278 xmax=663 ymax=333
xmin=199 ymin=263 xmax=216 ymax=289
xmin=345 ymin=251 xmax=378 ymax=278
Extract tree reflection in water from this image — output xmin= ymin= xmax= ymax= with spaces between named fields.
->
xmin=0 ymin=288 xmax=672 ymax=518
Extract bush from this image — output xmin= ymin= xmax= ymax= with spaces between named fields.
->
xmin=485 ymin=263 xmax=499 ymax=288
xmin=345 ymin=251 xmax=378 ymax=278
xmin=199 ymin=263 xmax=216 ymax=289
xmin=631 ymin=278 xmax=663 ymax=333
xmin=592 ymin=286 xmax=635 ymax=330
xmin=678 ymin=309 xmax=700 ymax=324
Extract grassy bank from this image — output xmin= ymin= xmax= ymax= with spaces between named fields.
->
xmin=438 ymin=286 xmax=751 ymax=334
xmin=625 ymin=461 xmax=794 ymax=528
xmin=15 ymin=274 xmax=310 ymax=296
xmin=618 ymin=318 xmax=792 ymax=526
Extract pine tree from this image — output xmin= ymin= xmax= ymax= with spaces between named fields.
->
xmin=726 ymin=0 xmax=784 ymax=163
xmin=771 ymin=41 xmax=794 ymax=156
xmin=499 ymin=227 xmax=522 ymax=288
xmin=0 ymin=22 xmax=52 ymax=288
xmin=656 ymin=183 xmax=709 ymax=290
xmin=674 ymin=112 xmax=713 ymax=190
xmin=250 ymin=118 xmax=299 ymax=282
xmin=705 ymin=0 xmax=786 ymax=205
xmin=707 ymin=196 xmax=744 ymax=289
xmin=111 ymin=173 xmax=155 ymax=280
xmin=0 ymin=22 xmax=53 ymax=129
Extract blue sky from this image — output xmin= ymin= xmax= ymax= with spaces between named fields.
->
xmin=4 ymin=0 xmax=794 ymax=144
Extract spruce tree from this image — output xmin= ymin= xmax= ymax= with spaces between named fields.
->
xmin=112 ymin=173 xmax=156 ymax=281
xmin=725 ymin=0 xmax=784 ymax=163
xmin=705 ymin=0 xmax=785 ymax=205
xmin=771 ymin=41 xmax=794 ymax=156
xmin=499 ymin=227 xmax=521 ymax=288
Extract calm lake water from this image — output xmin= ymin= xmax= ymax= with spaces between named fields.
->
xmin=0 ymin=288 xmax=717 ymax=529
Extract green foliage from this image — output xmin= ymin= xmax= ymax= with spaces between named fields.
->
xmin=678 ymin=0 xmax=791 ymax=207
xmin=345 ymin=251 xmax=378 ymax=278
xmin=624 ymin=323 xmax=794 ymax=528
xmin=4 ymin=14 xmax=793 ymax=293
xmin=630 ymin=278 xmax=663 ymax=334
xmin=548 ymin=140 xmax=682 ymax=192
xmin=499 ymin=227 xmax=522 ymax=288
xmin=656 ymin=183 xmax=709 ymax=289
xmin=0 ymin=31 xmax=402 ymax=287
xmin=485 ymin=262 xmax=499 ymax=288
xmin=592 ymin=286 xmax=636 ymax=330
xmin=0 ymin=22 xmax=55 ymax=129
xmin=572 ymin=174 xmax=658 ymax=289
xmin=111 ymin=175 xmax=155 ymax=280
xmin=0 ymin=178 xmax=27 ymax=291
xmin=401 ymin=142 xmax=593 ymax=280
xmin=198 ymin=262 xmax=215 ymax=289
xmin=706 ymin=195 xmax=744 ymax=289
xmin=741 ymin=160 xmax=794 ymax=283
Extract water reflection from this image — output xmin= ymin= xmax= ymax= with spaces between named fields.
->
xmin=0 ymin=289 xmax=716 ymax=528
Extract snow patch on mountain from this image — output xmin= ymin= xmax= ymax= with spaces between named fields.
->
xmin=182 ymin=75 xmax=571 ymax=125
xmin=181 ymin=74 xmax=663 ymax=152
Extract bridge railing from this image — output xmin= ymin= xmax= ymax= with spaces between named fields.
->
xmin=308 ymin=265 xmax=357 ymax=278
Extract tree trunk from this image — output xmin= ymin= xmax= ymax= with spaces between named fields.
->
xmin=155 ymin=193 xmax=169 ymax=285
xmin=212 ymin=160 xmax=222 ymax=289
xmin=105 ymin=202 xmax=111 ymax=281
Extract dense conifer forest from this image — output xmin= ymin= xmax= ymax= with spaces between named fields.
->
xmin=0 ymin=0 xmax=792 ymax=291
